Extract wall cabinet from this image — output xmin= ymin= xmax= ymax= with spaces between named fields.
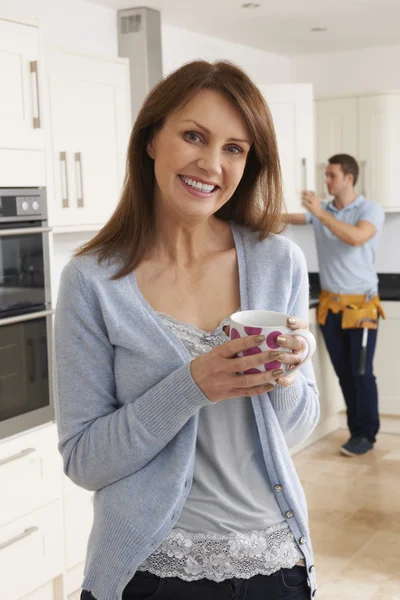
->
xmin=316 ymin=93 xmax=400 ymax=211
xmin=45 ymin=50 xmax=131 ymax=230
xmin=258 ymin=84 xmax=315 ymax=214
xmin=0 ymin=18 xmax=46 ymax=186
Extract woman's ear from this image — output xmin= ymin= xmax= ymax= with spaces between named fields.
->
xmin=146 ymin=140 xmax=155 ymax=159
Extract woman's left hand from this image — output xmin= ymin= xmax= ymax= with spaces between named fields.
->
xmin=274 ymin=316 xmax=309 ymax=387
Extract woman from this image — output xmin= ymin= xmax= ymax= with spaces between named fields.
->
xmin=55 ymin=60 xmax=319 ymax=600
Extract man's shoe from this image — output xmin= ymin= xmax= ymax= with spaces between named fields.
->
xmin=340 ymin=436 xmax=374 ymax=456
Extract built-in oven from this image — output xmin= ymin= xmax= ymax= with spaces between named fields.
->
xmin=0 ymin=188 xmax=53 ymax=440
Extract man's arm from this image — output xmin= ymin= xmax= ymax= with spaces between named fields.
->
xmin=284 ymin=213 xmax=307 ymax=225
xmin=302 ymin=191 xmax=377 ymax=247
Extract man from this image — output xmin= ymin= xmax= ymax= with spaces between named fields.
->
xmin=287 ymin=154 xmax=385 ymax=456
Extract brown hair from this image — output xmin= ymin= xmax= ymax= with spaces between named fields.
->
xmin=75 ymin=60 xmax=285 ymax=279
xmin=328 ymin=154 xmax=359 ymax=186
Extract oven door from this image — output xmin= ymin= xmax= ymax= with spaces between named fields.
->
xmin=0 ymin=223 xmax=51 ymax=319
xmin=0 ymin=310 xmax=54 ymax=440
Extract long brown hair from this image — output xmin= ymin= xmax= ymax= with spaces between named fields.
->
xmin=75 ymin=60 xmax=285 ymax=278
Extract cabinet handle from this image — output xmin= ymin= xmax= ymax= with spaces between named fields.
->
xmin=75 ymin=152 xmax=84 ymax=208
xmin=301 ymin=158 xmax=307 ymax=190
xmin=60 ymin=152 xmax=69 ymax=209
xmin=30 ymin=61 xmax=41 ymax=129
xmin=320 ymin=162 xmax=327 ymax=198
xmin=360 ymin=160 xmax=367 ymax=196
xmin=0 ymin=526 xmax=39 ymax=552
xmin=0 ymin=447 xmax=35 ymax=467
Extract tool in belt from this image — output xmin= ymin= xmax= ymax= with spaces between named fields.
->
xmin=317 ymin=290 xmax=386 ymax=375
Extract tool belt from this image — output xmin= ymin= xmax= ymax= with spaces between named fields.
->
xmin=317 ymin=290 xmax=386 ymax=329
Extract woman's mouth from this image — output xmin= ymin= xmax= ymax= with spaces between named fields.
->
xmin=179 ymin=175 xmax=219 ymax=196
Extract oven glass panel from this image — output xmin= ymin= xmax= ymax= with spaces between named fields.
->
xmin=0 ymin=223 xmax=46 ymax=318
xmin=0 ymin=318 xmax=49 ymax=422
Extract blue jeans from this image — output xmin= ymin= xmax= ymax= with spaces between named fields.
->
xmin=81 ymin=566 xmax=310 ymax=599
xmin=320 ymin=310 xmax=380 ymax=443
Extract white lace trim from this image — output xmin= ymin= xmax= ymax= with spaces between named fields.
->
xmin=139 ymin=523 xmax=305 ymax=582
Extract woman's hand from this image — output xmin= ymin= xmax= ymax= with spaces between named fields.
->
xmin=190 ymin=334 xmax=289 ymax=403
xmin=274 ymin=316 xmax=309 ymax=387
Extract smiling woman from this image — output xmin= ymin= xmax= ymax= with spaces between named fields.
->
xmin=55 ymin=60 xmax=319 ymax=600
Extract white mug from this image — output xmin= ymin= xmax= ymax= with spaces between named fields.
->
xmin=229 ymin=310 xmax=316 ymax=376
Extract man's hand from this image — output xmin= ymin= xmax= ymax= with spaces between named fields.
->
xmin=302 ymin=191 xmax=324 ymax=219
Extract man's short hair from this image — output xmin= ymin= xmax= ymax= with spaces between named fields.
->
xmin=328 ymin=154 xmax=359 ymax=186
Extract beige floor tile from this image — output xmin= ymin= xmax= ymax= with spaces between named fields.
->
xmin=370 ymin=580 xmax=400 ymax=600
xmin=340 ymin=531 xmax=400 ymax=585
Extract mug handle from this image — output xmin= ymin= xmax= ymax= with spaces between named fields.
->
xmin=282 ymin=328 xmax=316 ymax=376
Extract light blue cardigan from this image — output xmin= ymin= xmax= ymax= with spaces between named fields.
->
xmin=54 ymin=224 xmax=319 ymax=600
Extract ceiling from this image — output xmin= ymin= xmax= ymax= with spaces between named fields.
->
xmin=85 ymin=0 xmax=400 ymax=55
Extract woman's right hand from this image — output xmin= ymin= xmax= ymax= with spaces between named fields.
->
xmin=190 ymin=335 xmax=284 ymax=403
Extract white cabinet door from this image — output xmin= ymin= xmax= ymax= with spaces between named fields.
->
xmin=46 ymin=51 xmax=131 ymax=229
xmin=315 ymin=97 xmax=358 ymax=199
xmin=258 ymin=84 xmax=315 ymax=213
xmin=358 ymin=94 xmax=400 ymax=211
xmin=0 ymin=19 xmax=44 ymax=150
xmin=374 ymin=302 xmax=400 ymax=416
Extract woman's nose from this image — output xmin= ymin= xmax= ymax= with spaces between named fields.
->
xmin=197 ymin=147 xmax=223 ymax=176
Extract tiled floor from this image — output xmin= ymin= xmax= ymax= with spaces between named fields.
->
xmin=68 ymin=430 xmax=400 ymax=600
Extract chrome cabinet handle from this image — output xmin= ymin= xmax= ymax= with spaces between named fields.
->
xmin=0 ymin=309 xmax=54 ymax=327
xmin=60 ymin=152 xmax=69 ymax=209
xmin=320 ymin=162 xmax=327 ymax=198
xmin=301 ymin=158 xmax=307 ymax=190
xmin=0 ymin=227 xmax=51 ymax=237
xmin=30 ymin=61 xmax=41 ymax=129
xmin=75 ymin=152 xmax=84 ymax=208
xmin=360 ymin=160 xmax=367 ymax=196
xmin=0 ymin=447 xmax=35 ymax=467
xmin=0 ymin=526 xmax=39 ymax=551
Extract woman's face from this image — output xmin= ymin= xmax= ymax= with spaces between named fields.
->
xmin=147 ymin=89 xmax=252 ymax=222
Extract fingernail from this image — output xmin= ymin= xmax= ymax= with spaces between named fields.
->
xmin=254 ymin=335 xmax=265 ymax=343
xmin=269 ymin=351 xmax=281 ymax=359
xmin=288 ymin=318 xmax=297 ymax=325
xmin=277 ymin=336 xmax=287 ymax=344
xmin=272 ymin=369 xmax=284 ymax=377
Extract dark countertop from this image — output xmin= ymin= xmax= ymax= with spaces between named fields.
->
xmin=308 ymin=272 xmax=400 ymax=304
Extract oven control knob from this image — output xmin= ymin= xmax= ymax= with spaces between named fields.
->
xmin=32 ymin=200 xmax=40 ymax=211
xmin=21 ymin=201 xmax=29 ymax=212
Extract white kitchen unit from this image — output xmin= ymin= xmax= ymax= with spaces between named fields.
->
xmin=258 ymin=84 xmax=315 ymax=214
xmin=0 ymin=423 xmax=65 ymax=600
xmin=315 ymin=97 xmax=358 ymax=199
xmin=374 ymin=301 xmax=400 ymax=416
xmin=316 ymin=92 xmax=400 ymax=211
xmin=45 ymin=50 xmax=131 ymax=231
xmin=0 ymin=18 xmax=46 ymax=187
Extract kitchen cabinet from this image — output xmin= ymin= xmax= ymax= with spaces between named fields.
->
xmin=45 ymin=50 xmax=131 ymax=230
xmin=0 ymin=18 xmax=46 ymax=186
xmin=315 ymin=97 xmax=358 ymax=199
xmin=315 ymin=93 xmax=400 ymax=211
xmin=258 ymin=84 xmax=315 ymax=214
xmin=374 ymin=301 xmax=400 ymax=416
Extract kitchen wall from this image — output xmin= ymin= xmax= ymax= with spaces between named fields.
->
xmin=161 ymin=24 xmax=292 ymax=83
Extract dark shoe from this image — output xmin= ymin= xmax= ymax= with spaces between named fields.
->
xmin=340 ymin=436 xmax=374 ymax=456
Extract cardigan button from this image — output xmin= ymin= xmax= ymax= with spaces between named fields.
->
xmin=299 ymin=536 xmax=306 ymax=545
xmin=274 ymin=484 xmax=283 ymax=492
xmin=309 ymin=565 xmax=315 ymax=573
xmin=285 ymin=510 xmax=294 ymax=518
xmin=312 ymin=590 xmax=317 ymax=597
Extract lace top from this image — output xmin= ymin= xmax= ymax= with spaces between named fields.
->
xmin=139 ymin=312 xmax=304 ymax=582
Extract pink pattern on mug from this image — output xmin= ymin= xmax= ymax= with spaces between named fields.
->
xmin=231 ymin=328 xmax=241 ymax=340
xmin=243 ymin=346 xmax=262 ymax=356
xmin=244 ymin=367 xmax=262 ymax=375
xmin=264 ymin=360 xmax=281 ymax=371
xmin=266 ymin=330 xmax=282 ymax=349
xmin=244 ymin=326 xmax=263 ymax=336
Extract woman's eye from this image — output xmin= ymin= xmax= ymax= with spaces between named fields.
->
xmin=184 ymin=131 xmax=202 ymax=143
xmin=226 ymin=145 xmax=243 ymax=155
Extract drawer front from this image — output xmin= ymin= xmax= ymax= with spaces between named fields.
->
xmin=0 ymin=425 xmax=62 ymax=527
xmin=64 ymin=488 xmax=94 ymax=570
xmin=19 ymin=581 xmax=53 ymax=600
xmin=0 ymin=500 xmax=64 ymax=600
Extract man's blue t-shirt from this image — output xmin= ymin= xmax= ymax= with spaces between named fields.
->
xmin=305 ymin=195 xmax=384 ymax=296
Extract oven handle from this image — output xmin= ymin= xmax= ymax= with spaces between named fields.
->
xmin=0 ymin=227 xmax=52 ymax=237
xmin=0 ymin=309 xmax=54 ymax=327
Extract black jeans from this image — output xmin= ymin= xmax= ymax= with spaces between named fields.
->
xmin=320 ymin=310 xmax=380 ymax=443
xmin=81 ymin=566 xmax=310 ymax=599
